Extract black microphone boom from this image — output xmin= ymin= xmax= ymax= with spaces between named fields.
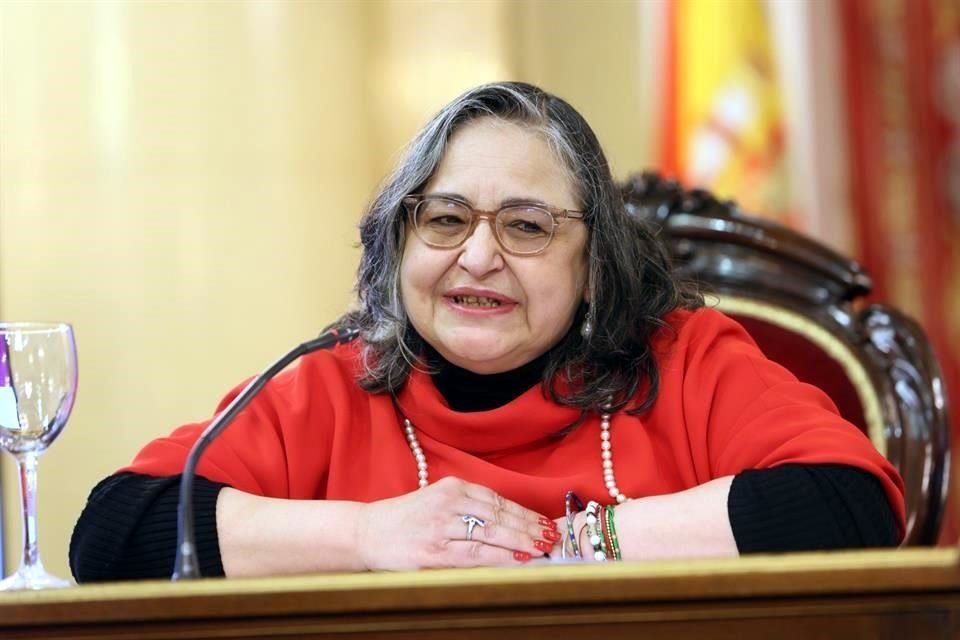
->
xmin=172 ymin=326 xmax=360 ymax=580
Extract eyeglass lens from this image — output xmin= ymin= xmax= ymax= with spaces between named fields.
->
xmin=414 ymin=199 xmax=554 ymax=253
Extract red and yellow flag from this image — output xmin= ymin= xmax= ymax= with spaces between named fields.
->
xmin=660 ymin=0 xmax=790 ymax=223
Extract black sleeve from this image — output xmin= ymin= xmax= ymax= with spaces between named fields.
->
xmin=728 ymin=463 xmax=900 ymax=553
xmin=69 ymin=472 xmax=228 ymax=582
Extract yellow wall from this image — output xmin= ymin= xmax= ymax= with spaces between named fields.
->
xmin=0 ymin=0 xmax=651 ymax=579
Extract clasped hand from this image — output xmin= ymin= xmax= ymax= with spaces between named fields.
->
xmin=358 ymin=477 xmax=560 ymax=570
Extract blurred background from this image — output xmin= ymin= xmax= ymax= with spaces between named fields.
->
xmin=0 ymin=0 xmax=957 ymax=579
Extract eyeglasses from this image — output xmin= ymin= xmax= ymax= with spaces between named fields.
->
xmin=402 ymin=195 xmax=585 ymax=256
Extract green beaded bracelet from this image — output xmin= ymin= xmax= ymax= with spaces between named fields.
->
xmin=605 ymin=504 xmax=622 ymax=561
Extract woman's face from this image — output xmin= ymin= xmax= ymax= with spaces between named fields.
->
xmin=400 ymin=118 xmax=589 ymax=374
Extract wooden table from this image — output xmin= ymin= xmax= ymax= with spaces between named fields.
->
xmin=1 ymin=548 xmax=958 ymax=639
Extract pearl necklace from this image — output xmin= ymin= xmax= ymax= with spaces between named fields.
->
xmin=402 ymin=412 xmax=629 ymax=503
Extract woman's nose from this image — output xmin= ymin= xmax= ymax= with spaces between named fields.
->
xmin=457 ymin=218 xmax=504 ymax=276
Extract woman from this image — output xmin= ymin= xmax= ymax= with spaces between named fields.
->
xmin=71 ymin=82 xmax=903 ymax=580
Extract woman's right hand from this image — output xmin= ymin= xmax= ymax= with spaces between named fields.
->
xmin=357 ymin=476 xmax=560 ymax=571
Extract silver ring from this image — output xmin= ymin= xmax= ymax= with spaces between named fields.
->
xmin=462 ymin=514 xmax=486 ymax=540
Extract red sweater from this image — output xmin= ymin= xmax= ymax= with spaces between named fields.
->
xmin=124 ymin=308 xmax=905 ymax=531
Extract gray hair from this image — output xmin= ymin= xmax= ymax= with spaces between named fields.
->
xmin=340 ymin=82 xmax=701 ymax=415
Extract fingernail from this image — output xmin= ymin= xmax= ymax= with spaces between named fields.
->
xmin=513 ymin=551 xmax=532 ymax=563
xmin=543 ymin=529 xmax=562 ymax=542
xmin=538 ymin=516 xmax=557 ymax=528
xmin=533 ymin=540 xmax=553 ymax=552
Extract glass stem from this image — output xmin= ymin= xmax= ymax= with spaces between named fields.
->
xmin=15 ymin=453 xmax=42 ymax=572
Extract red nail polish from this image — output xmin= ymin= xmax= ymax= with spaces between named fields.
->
xmin=538 ymin=516 xmax=556 ymax=528
xmin=543 ymin=529 xmax=561 ymax=542
xmin=513 ymin=551 xmax=532 ymax=562
xmin=533 ymin=540 xmax=552 ymax=552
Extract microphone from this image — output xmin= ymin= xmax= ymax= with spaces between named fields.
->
xmin=172 ymin=326 xmax=360 ymax=580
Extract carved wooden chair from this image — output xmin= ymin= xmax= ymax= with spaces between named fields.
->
xmin=622 ymin=172 xmax=950 ymax=545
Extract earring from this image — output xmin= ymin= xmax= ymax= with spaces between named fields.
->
xmin=580 ymin=306 xmax=594 ymax=339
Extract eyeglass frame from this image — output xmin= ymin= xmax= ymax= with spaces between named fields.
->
xmin=402 ymin=194 xmax=586 ymax=257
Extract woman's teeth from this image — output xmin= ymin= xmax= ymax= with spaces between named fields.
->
xmin=453 ymin=295 xmax=502 ymax=308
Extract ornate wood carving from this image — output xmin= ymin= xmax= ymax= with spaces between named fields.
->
xmin=622 ymin=172 xmax=950 ymax=545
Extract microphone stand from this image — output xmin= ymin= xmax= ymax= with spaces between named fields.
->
xmin=172 ymin=327 xmax=359 ymax=580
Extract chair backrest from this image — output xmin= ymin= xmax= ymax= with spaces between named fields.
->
xmin=622 ymin=172 xmax=950 ymax=546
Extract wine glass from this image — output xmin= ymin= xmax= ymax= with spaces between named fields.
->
xmin=0 ymin=322 xmax=77 ymax=590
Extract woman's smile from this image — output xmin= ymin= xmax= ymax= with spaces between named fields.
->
xmin=443 ymin=287 xmax=518 ymax=316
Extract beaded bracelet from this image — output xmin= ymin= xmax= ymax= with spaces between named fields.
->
xmin=564 ymin=491 xmax=585 ymax=559
xmin=599 ymin=504 xmax=614 ymax=558
xmin=584 ymin=500 xmax=607 ymax=561
xmin=603 ymin=504 xmax=623 ymax=561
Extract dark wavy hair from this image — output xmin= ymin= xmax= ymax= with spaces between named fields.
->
xmin=340 ymin=82 xmax=701 ymax=415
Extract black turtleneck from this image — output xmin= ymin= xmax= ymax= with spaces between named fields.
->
xmin=69 ymin=353 xmax=899 ymax=582
xmin=425 ymin=345 xmax=550 ymax=412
